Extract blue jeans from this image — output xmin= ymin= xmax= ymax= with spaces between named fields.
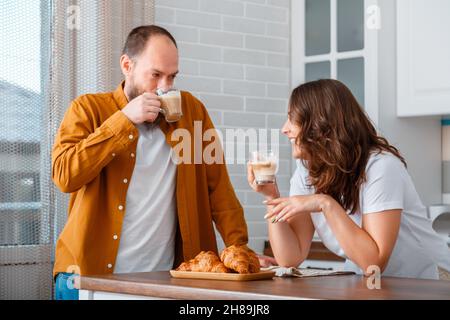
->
xmin=54 ymin=272 xmax=79 ymax=300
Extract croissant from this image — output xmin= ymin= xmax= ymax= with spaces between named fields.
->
xmin=175 ymin=251 xmax=231 ymax=273
xmin=220 ymin=245 xmax=260 ymax=274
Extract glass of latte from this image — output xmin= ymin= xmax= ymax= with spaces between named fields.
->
xmin=249 ymin=150 xmax=278 ymax=185
xmin=156 ymin=89 xmax=183 ymax=123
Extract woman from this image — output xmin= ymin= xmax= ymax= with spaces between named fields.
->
xmin=249 ymin=79 xmax=450 ymax=279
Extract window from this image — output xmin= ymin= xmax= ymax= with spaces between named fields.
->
xmin=0 ymin=0 xmax=43 ymax=246
xmin=1 ymin=0 xmax=156 ymax=300
xmin=292 ymin=0 xmax=379 ymax=125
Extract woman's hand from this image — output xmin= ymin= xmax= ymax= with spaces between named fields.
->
xmin=257 ymin=254 xmax=278 ymax=268
xmin=264 ymin=194 xmax=332 ymax=223
xmin=247 ymin=162 xmax=280 ymax=199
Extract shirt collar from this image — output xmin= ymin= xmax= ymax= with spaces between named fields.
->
xmin=113 ymin=81 xmax=129 ymax=110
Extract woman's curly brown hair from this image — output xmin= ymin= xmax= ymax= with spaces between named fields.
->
xmin=288 ymin=79 xmax=406 ymax=215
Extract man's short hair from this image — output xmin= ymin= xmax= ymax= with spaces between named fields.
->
xmin=122 ymin=25 xmax=177 ymax=59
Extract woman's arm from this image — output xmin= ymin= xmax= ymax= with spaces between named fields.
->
xmin=247 ymin=163 xmax=315 ymax=267
xmin=321 ymin=197 xmax=401 ymax=274
xmin=267 ymin=211 xmax=315 ymax=267
xmin=266 ymin=195 xmax=401 ymax=274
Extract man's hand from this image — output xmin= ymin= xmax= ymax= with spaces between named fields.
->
xmin=122 ymin=92 xmax=162 ymax=124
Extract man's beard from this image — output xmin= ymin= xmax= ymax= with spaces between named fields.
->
xmin=125 ymin=77 xmax=144 ymax=101
xmin=125 ymin=77 xmax=162 ymax=125
xmin=127 ymin=87 xmax=140 ymax=102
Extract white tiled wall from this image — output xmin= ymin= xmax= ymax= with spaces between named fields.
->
xmin=155 ymin=0 xmax=292 ymax=253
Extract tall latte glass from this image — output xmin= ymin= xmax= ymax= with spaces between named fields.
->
xmin=249 ymin=150 xmax=278 ymax=185
xmin=156 ymin=89 xmax=183 ymax=123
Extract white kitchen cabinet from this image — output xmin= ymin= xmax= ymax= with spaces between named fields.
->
xmin=299 ymin=259 xmax=346 ymax=271
xmin=397 ymin=0 xmax=450 ymax=117
xmin=79 ymin=290 xmax=169 ymax=300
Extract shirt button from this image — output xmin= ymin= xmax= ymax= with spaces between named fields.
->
xmin=113 ymin=235 xmax=118 ymax=240
xmin=129 ymin=134 xmax=134 ymax=140
xmin=112 ymin=153 xmax=116 ymax=157
xmin=131 ymin=153 xmax=135 ymax=158
xmin=118 ymin=205 xmax=124 ymax=211
xmin=123 ymin=179 xmax=128 ymax=184
xmin=107 ymin=264 xmax=113 ymax=269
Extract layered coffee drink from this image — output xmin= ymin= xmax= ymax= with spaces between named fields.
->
xmin=157 ymin=89 xmax=183 ymax=123
xmin=249 ymin=151 xmax=278 ymax=185
xmin=251 ymin=161 xmax=277 ymax=184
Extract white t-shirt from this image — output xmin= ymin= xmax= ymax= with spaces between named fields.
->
xmin=114 ymin=122 xmax=177 ymax=274
xmin=290 ymin=151 xmax=450 ymax=279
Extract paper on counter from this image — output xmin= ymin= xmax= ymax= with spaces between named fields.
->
xmin=261 ymin=266 xmax=355 ymax=278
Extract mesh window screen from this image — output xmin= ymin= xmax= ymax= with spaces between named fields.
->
xmin=1 ymin=0 xmax=154 ymax=300
xmin=0 ymin=0 xmax=51 ymax=300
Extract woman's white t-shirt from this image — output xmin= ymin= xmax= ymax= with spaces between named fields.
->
xmin=290 ymin=152 xmax=450 ymax=279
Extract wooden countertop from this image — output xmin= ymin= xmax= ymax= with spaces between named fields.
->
xmin=78 ymin=271 xmax=450 ymax=300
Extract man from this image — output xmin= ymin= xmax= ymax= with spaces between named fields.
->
xmin=52 ymin=25 xmax=249 ymax=300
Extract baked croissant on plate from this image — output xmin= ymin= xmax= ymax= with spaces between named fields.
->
xmin=175 ymin=251 xmax=230 ymax=273
xmin=220 ymin=245 xmax=260 ymax=274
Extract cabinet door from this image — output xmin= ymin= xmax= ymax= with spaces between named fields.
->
xmin=292 ymin=0 xmax=379 ymax=125
xmin=397 ymin=0 xmax=450 ymax=117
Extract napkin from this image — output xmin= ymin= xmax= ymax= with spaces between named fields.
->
xmin=261 ymin=266 xmax=355 ymax=278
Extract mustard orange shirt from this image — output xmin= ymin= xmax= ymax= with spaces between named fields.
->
xmin=52 ymin=82 xmax=248 ymax=277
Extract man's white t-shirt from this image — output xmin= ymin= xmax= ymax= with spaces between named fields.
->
xmin=290 ymin=151 xmax=450 ymax=279
xmin=114 ymin=122 xmax=177 ymax=274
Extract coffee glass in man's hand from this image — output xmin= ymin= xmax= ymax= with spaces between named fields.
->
xmin=156 ymin=89 xmax=183 ymax=123
xmin=249 ymin=151 xmax=278 ymax=185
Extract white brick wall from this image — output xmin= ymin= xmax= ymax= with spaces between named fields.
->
xmin=155 ymin=0 xmax=292 ymax=254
